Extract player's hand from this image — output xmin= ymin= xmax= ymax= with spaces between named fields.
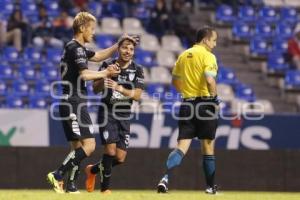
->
xmin=104 ymin=78 xmax=120 ymax=91
xmin=106 ymin=63 xmax=120 ymax=77
xmin=118 ymin=34 xmax=139 ymax=46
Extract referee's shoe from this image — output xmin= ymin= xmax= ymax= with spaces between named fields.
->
xmin=157 ymin=177 xmax=168 ymax=193
xmin=205 ymin=185 xmax=218 ymax=195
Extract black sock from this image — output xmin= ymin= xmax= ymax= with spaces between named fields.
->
xmin=203 ymin=155 xmax=216 ymax=187
xmin=67 ymin=163 xmax=80 ymax=183
xmin=55 ymin=148 xmax=87 ymax=179
xmin=100 ymin=154 xmax=114 ymax=191
xmin=91 ymin=158 xmax=122 ymax=175
xmin=112 ymin=159 xmax=122 ymax=167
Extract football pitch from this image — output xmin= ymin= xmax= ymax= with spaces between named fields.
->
xmin=1 ymin=190 xmax=300 ymax=200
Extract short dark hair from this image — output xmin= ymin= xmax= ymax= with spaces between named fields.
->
xmin=118 ymin=38 xmax=136 ymax=47
xmin=196 ymin=26 xmax=216 ymax=43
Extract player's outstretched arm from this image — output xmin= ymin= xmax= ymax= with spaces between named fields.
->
xmin=79 ymin=64 xmax=120 ymax=81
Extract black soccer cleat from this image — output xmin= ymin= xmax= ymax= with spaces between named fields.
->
xmin=205 ymin=185 xmax=218 ymax=195
xmin=66 ymin=181 xmax=80 ymax=194
xmin=157 ymin=178 xmax=168 ymax=193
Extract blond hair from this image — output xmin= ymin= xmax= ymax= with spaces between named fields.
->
xmin=73 ymin=12 xmax=96 ymax=34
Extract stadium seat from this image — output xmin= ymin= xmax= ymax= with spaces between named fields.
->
xmin=217 ymin=84 xmax=235 ymax=102
xmin=254 ymin=99 xmax=274 ymax=114
xmin=267 ymin=52 xmax=289 ymax=73
xmin=19 ymin=65 xmax=36 ymax=81
xmin=21 ymin=1 xmax=37 ymax=16
xmin=238 ymin=6 xmax=256 ymax=23
xmin=40 ymin=66 xmax=60 ymax=81
xmin=280 ymin=7 xmax=298 ymax=24
xmin=135 ymin=49 xmax=156 ymax=68
xmin=123 ymin=18 xmax=145 ymax=35
xmin=150 ymin=66 xmax=172 ymax=84
xmin=88 ymin=1 xmax=102 ymax=18
xmin=215 ymin=4 xmax=235 ymax=24
xmin=0 ymin=1 xmax=13 ymax=16
xmin=234 ymin=83 xmax=256 ymax=102
xmin=284 ymin=70 xmax=300 ymax=89
xmin=140 ymin=34 xmax=160 ymax=52
xmin=161 ymin=35 xmax=184 ymax=53
xmin=3 ymin=47 xmax=20 ymax=62
xmin=0 ymin=64 xmax=14 ymax=80
xmin=23 ymin=47 xmax=43 ymax=64
xmin=140 ymin=97 xmax=162 ymax=113
xmin=255 ymin=22 xmax=274 ymax=39
xmin=6 ymin=94 xmax=25 ymax=108
xmin=142 ymin=68 xmax=151 ymax=83
xmin=95 ymin=34 xmax=117 ymax=49
xmin=100 ymin=17 xmax=123 ymax=36
xmin=258 ymin=6 xmax=278 ymax=23
xmin=284 ymin=0 xmax=300 ymax=7
xmin=12 ymin=79 xmax=30 ymax=96
xmin=132 ymin=5 xmax=150 ymax=22
xmin=29 ymin=95 xmax=48 ymax=109
xmin=0 ymin=80 xmax=6 ymax=96
xmin=275 ymin=22 xmax=293 ymax=39
xmin=249 ymin=36 xmax=270 ymax=57
xmin=35 ymin=79 xmax=51 ymax=96
xmin=232 ymin=21 xmax=253 ymax=41
xmin=272 ymin=38 xmax=288 ymax=53
xmin=231 ymin=98 xmax=249 ymax=114
xmin=262 ymin=0 xmax=284 ymax=7
xmin=217 ymin=67 xmax=238 ymax=86
xmin=146 ymin=83 xmax=166 ymax=100
xmin=46 ymin=48 xmax=61 ymax=64
xmin=102 ymin=1 xmax=125 ymax=19
xmin=156 ymin=50 xmax=176 ymax=68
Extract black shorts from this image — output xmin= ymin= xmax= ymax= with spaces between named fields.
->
xmin=59 ymin=96 xmax=95 ymax=141
xmin=178 ymin=98 xmax=218 ymax=140
xmin=97 ymin=108 xmax=130 ymax=151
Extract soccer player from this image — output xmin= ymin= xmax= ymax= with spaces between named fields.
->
xmin=84 ymin=38 xmax=144 ymax=194
xmin=156 ymin=26 xmax=220 ymax=194
xmin=46 ymin=12 xmax=137 ymax=193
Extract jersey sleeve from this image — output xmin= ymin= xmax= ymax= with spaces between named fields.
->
xmin=73 ymin=46 xmax=89 ymax=70
xmin=98 ymin=61 xmax=108 ymax=71
xmin=134 ymin=66 xmax=145 ymax=90
xmin=172 ymin=55 xmax=182 ymax=79
xmin=86 ymin=49 xmax=96 ymax=59
xmin=203 ymin=53 xmax=218 ymax=78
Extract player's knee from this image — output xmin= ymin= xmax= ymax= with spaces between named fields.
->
xmin=83 ymin=141 xmax=96 ymax=156
xmin=116 ymin=156 xmax=126 ymax=164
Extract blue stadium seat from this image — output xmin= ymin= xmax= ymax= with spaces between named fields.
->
xmin=235 ymin=83 xmax=256 ymax=102
xmin=45 ymin=0 xmax=59 ymax=18
xmin=232 ymin=21 xmax=253 ymax=40
xmin=249 ymin=36 xmax=270 ymax=56
xmin=3 ymin=47 xmax=21 ymax=62
xmin=217 ymin=67 xmax=238 ymax=86
xmin=6 ymin=94 xmax=25 ymax=108
xmin=275 ymin=22 xmax=293 ymax=39
xmin=95 ymin=34 xmax=117 ymax=49
xmin=0 ymin=80 xmax=6 ymax=96
xmin=12 ymin=79 xmax=30 ymax=96
xmin=272 ymin=38 xmax=288 ymax=53
xmin=135 ymin=49 xmax=157 ymax=68
xmin=215 ymin=4 xmax=235 ymax=24
xmin=280 ymin=7 xmax=298 ymax=24
xmin=238 ymin=6 xmax=256 ymax=23
xmin=88 ymin=2 xmax=102 ymax=18
xmin=267 ymin=52 xmax=289 ymax=73
xmin=0 ymin=1 xmax=14 ymax=16
xmin=46 ymin=48 xmax=61 ymax=63
xmin=40 ymin=66 xmax=60 ymax=81
xmin=23 ymin=47 xmax=43 ymax=64
xmin=35 ymin=79 xmax=51 ymax=96
xmin=255 ymin=22 xmax=274 ymax=39
xmin=104 ymin=2 xmax=125 ymax=19
xmin=0 ymin=64 xmax=14 ymax=80
xmin=19 ymin=65 xmax=36 ymax=80
xmin=146 ymin=83 xmax=166 ymax=100
xmin=258 ymin=6 xmax=278 ymax=23
xmin=132 ymin=5 xmax=150 ymax=22
xmin=21 ymin=1 xmax=37 ymax=16
xmin=284 ymin=70 xmax=300 ymax=89
xmin=162 ymin=86 xmax=181 ymax=102
xmin=29 ymin=95 xmax=48 ymax=109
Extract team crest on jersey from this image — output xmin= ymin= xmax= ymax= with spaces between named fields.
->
xmin=187 ymin=52 xmax=193 ymax=58
xmin=103 ymin=130 xmax=109 ymax=140
xmin=129 ymin=72 xmax=135 ymax=81
xmin=77 ymin=47 xmax=85 ymax=56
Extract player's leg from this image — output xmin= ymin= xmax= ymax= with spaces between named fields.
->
xmin=65 ymin=141 xmax=82 ymax=194
xmin=113 ymin=147 xmax=127 ymax=167
xmin=157 ymin=139 xmax=192 ymax=193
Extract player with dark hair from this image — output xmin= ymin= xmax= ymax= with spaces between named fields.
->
xmin=157 ymin=26 xmax=220 ymax=194
xmin=46 ymin=12 xmax=137 ymax=193
xmin=84 ymin=38 xmax=144 ymax=194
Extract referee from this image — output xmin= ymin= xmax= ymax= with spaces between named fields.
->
xmin=157 ymin=27 xmax=220 ymax=194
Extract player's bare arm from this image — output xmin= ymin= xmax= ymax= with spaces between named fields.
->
xmin=104 ymin=79 xmax=143 ymax=101
xmin=79 ymin=64 xmax=120 ymax=81
xmin=172 ymin=75 xmax=183 ymax=93
xmin=205 ymin=75 xmax=217 ymax=97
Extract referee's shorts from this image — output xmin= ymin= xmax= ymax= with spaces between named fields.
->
xmin=177 ymin=97 xmax=219 ymax=140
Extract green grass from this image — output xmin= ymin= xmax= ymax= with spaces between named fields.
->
xmin=0 ymin=190 xmax=299 ymax=200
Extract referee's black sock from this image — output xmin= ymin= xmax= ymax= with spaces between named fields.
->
xmin=100 ymin=154 xmax=114 ymax=191
xmin=55 ymin=148 xmax=87 ymax=180
xmin=203 ymin=155 xmax=216 ymax=188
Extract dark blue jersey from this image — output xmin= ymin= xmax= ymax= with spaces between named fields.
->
xmin=60 ymin=39 xmax=95 ymax=96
